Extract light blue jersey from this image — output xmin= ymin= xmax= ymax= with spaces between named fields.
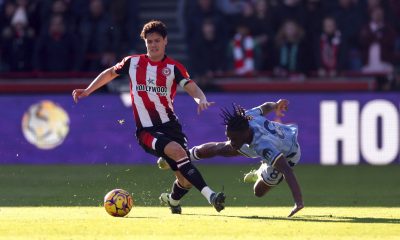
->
xmin=238 ymin=107 xmax=300 ymax=166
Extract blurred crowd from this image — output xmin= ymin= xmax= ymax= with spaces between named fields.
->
xmin=0 ymin=0 xmax=139 ymax=72
xmin=185 ymin=0 xmax=400 ymax=89
xmin=1 ymin=0 xmax=400 ymax=90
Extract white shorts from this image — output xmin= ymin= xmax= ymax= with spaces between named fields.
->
xmin=259 ymin=146 xmax=301 ymax=186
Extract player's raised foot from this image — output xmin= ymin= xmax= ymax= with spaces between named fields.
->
xmin=157 ymin=157 xmax=170 ymax=170
xmin=243 ymin=169 xmax=258 ymax=183
xmin=210 ymin=192 xmax=226 ymax=212
xmin=159 ymin=193 xmax=181 ymax=214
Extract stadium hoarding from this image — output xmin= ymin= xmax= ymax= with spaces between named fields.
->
xmin=0 ymin=93 xmax=399 ymax=165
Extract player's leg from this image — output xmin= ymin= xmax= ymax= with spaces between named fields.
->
xmin=244 ymin=145 xmax=301 ymax=184
xmin=157 ymin=141 xmax=238 ymax=169
xmin=253 ymin=179 xmax=274 ymax=197
xmin=157 ymin=145 xmax=197 ymax=170
xmin=137 ymin=129 xmax=193 ymax=213
xmin=252 ymin=163 xmax=284 ymax=197
xmin=163 ymin=141 xmax=226 ymax=212
xmin=159 ymin=171 xmax=192 ymax=214
xmin=138 ymin=124 xmax=225 ymax=212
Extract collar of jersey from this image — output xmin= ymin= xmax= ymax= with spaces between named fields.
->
xmin=145 ymin=54 xmax=167 ymax=65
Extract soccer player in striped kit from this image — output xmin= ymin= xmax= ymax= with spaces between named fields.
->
xmin=72 ymin=20 xmax=225 ymax=214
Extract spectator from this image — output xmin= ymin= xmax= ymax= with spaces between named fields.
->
xmin=270 ymin=0 xmax=307 ymax=33
xmin=38 ymin=0 xmax=79 ymax=34
xmin=193 ymin=18 xmax=226 ymax=88
xmin=12 ymin=0 xmax=41 ymax=37
xmin=185 ymin=0 xmax=227 ymax=71
xmin=332 ymin=0 xmax=364 ymax=70
xmin=315 ymin=16 xmax=344 ymax=77
xmin=109 ymin=0 xmax=140 ymax=56
xmin=215 ymin=0 xmax=247 ymax=35
xmin=273 ymin=20 xmax=307 ymax=77
xmin=50 ymin=0 xmax=74 ymax=31
xmin=185 ymin=0 xmax=226 ymax=43
xmin=230 ymin=23 xmax=257 ymax=75
xmin=79 ymin=0 xmax=118 ymax=71
xmin=1 ymin=6 xmax=35 ymax=71
xmin=360 ymin=7 xmax=397 ymax=74
xmin=247 ymin=0 xmax=275 ymax=71
xmin=304 ymin=0 xmax=324 ymax=71
xmin=33 ymin=14 xmax=81 ymax=72
xmin=0 ymin=1 xmax=17 ymax=31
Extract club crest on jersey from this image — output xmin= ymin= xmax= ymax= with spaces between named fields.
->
xmin=162 ymin=67 xmax=171 ymax=76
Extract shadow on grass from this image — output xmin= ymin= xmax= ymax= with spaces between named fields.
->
xmin=184 ymin=213 xmax=400 ymax=224
xmin=126 ymin=216 xmax=159 ymax=219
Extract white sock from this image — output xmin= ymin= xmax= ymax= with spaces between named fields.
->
xmin=190 ymin=147 xmax=201 ymax=161
xmin=168 ymin=194 xmax=180 ymax=206
xmin=201 ymin=186 xmax=214 ymax=204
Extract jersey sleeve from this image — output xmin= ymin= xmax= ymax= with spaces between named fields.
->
xmin=113 ymin=56 xmax=132 ymax=75
xmin=255 ymin=142 xmax=283 ymax=166
xmin=245 ymin=107 xmax=263 ymax=117
xmin=174 ymin=62 xmax=193 ymax=88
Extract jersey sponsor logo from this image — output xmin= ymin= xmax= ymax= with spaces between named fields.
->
xmin=147 ymin=78 xmax=155 ymax=85
xmin=263 ymin=120 xmax=285 ymax=139
xmin=162 ymin=67 xmax=171 ymax=76
xmin=136 ymin=84 xmax=167 ymax=96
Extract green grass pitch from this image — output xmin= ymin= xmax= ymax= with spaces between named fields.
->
xmin=0 ymin=165 xmax=399 ymax=239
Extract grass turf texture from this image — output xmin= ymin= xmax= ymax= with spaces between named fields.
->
xmin=0 ymin=165 xmax=399 ymax=239
xmin=0 ymin=207 xmax=399 ymax=240
xmin=0 ymin=165 xmax=399 ymax=207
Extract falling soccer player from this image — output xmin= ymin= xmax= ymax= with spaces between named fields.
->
xmin=158 ymin=99 xmax=304 ymax=217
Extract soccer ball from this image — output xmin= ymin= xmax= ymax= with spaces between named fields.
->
xmin=21 ymin=100 xmax=70 ymax=150
xmin=104 ymin=189 xmax=134 ymax=217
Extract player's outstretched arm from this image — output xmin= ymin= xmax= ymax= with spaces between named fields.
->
xmin=72 ymin=67 xmax=119 ymax=103
xmin=273 ymin=155 xmax=304 ymax=217
xmin=259 ymin=99 xmax=289 ymax=117
xmin=183 ymin=81 xmax=215 ymax=114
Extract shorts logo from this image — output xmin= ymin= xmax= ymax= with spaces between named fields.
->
xmin=162 ymin=67 xmax=171 ymax=76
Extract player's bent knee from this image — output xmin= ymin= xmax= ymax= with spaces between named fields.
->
xmin=165 ymin=141 xmax=187 ymax=161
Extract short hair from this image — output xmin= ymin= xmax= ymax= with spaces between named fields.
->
xmin=221 ymin=104 xmax=250 ymax=132
xmin=140 ymin=20 xmax=167 ymax=39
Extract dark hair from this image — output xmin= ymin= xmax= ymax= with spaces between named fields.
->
xmin=221 ymin=104 xmax=250 ymax=132
xmin=140 ymin=20 xmax=167 ymax=39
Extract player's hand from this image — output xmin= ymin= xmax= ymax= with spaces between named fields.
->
xmin=197 ymin=100 xmax=215 ymax=114
xmin=72 ymin=89 xmax=90 ymax=103
xmin=288 ymin=202 xmax=304 ymax=217
xmin=275 ymin=99 xmax=289 ymax=117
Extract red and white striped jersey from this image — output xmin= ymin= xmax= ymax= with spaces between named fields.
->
xmin=114 ymin=54 xmax=193 ymax=129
